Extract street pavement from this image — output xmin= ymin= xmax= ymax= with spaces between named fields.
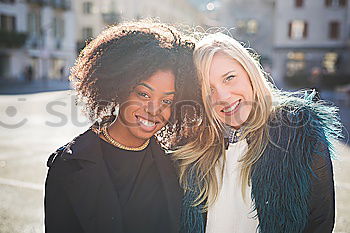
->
xmin=0 ymin=89 xmax=349 ymax=233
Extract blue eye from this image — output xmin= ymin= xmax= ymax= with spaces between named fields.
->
xmin=162 ymin=99 xmax=173 ymax=105
xmin=224 ymin=75 xmax=235 ymax=82
xmin=137 ymin=92 xmax=150 ymax=99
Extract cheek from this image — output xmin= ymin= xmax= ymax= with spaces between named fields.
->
xmin=243 ymin=78 xmax=254 ymax=101
xmin=119 ymin=102 xmax=141 ymax=120
xmin=213 ymin=105 xmax=222 ymax=116
xmin=161 ymin=107 xmax=172 ymax=122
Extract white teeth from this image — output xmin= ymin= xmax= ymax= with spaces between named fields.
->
xmin=139 ymin=118 xmax=156 ymax=127
xmin=222 ymin=101 xmax=240 ymax=113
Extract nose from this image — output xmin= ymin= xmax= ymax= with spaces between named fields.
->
xmin=214 ymin=86 xmax=231 ymax=103
xmin=145 ymin=100 xmax=162 ymax=116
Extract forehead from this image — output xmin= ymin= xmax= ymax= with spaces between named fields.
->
xmin=209 ymin=53 xmax=242 ymax=81
xmin=139 ymin=70 xmax=176 ymax=91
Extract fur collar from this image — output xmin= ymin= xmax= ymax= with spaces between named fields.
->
xmin=181 ymin=91 xmax=342 ymax=233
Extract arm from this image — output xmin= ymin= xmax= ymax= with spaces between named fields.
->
xmin=303 ymin=142 xmax=335 ymax=233
xmin=44 ymin=156 xmax=84 ymax=233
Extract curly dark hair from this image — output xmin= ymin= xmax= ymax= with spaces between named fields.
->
xmin=69 ymin=20 xmax=202 ymax=148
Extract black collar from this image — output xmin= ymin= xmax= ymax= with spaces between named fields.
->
xmin=56 ymin=128 xmax=182 ymax=233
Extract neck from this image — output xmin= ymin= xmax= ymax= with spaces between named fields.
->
xmin=107 ymin=117 xmax=148 ymax=147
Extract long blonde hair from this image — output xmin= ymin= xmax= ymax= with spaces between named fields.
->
xmin=173 ymin=33 xmax=275 ymax=209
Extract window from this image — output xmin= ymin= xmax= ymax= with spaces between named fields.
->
xmin=246 ymin=19 xmax=258 ymax=34
xmin=0 ymin=14 xmax=16 ymax=31
xmin=235 ymin=19 xmax=258 ymax=34
xmin=295 ymin=0 xmax=303 ymax=7
xmin=27 ymin=11 xmax=41 ymax=37
xmin=50 ymin=58 xmax=65 ymax=79
xmin=82 ymin=27 xmax=93 ymax=40
xmin=325 ymin=0 xmax=347 ymax=7
xmin=0 ymin=0 xmax=15 ymax=3
xmin=288 ymin=20 xmax=308 ymax=39
xmin=53 ymin=16 xmax=64 ymax=38
xmin=83 ymin=1 xmax=93 ymax=14
xmin=235 ymin=19 xmax=243 ymax=28
xmin=323 ymin=52 xmax=338 ymax=73
xmin=329 ymin=21 xmax=340 ymax=39
xmin=286 ymin=52 xmax=306 ymax=76
xmin=339 ymin=0 xmax=347 ymax=6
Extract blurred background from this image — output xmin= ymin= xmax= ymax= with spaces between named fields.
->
xmin=0 ymin=0 xmax=349 ymax=232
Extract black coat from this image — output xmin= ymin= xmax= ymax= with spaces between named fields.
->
xmin=45 ymin=129 xmax=182 ymax=233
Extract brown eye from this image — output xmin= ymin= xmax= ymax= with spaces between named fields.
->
xmin=162 ymin=99 xmax=173 ymax=105
xmin=137 ymin=92 xmax=150 ymax=99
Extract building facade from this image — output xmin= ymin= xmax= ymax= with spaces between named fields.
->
xmin=74 ymin=0 xmax=205 ymax=52
xmin=220 ymin=0 xmax=275 ymax=75
xmin=220 ymin=0 xmax=350 ymax=87
xmin=0 ymin=0 xmax=75 ymax=81
xmin=274 ymin=0 xmax=350 ymax=87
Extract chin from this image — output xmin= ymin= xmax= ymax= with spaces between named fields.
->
xmin=224 ymin=118 xmax=247 ymax=129
xmin=131 ymin=128 xmax=158 ymax=140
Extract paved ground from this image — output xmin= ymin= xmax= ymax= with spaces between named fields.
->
xmin=0 ymin=88 xmax=349 ymax=233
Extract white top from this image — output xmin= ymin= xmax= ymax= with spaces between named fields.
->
xmin=206 ymin=139 xmax=259 ymax=233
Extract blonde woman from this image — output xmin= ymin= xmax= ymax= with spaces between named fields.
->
xmin=174 ymin=33 xmax=342 ymax=233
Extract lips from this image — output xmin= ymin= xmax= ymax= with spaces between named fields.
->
xmin=135 ymin=115 xmax=160 ymax=132
xmin=221 ymin=99 xmax=241 ymax=115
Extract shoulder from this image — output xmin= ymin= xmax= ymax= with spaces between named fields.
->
xmin=268 ymin=90 xmax=342 ymax=157
xmin=47 ymin=128 xmax=99 ymax=168
xmin=271 ymin=91 xmax=341 ymax=132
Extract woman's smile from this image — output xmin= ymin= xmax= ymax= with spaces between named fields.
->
xmin=209 ymin=52 xmax=254 ymax=128
xmin=135 ymin=115 xmax=159 ymax=132
xmin=221 ymin=99 xmax=241 ymax=115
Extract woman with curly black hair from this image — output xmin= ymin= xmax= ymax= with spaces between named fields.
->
xmin=44 ymin=21 xmax=200 ymax=233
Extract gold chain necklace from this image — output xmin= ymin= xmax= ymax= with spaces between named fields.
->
xmin=101 ymin=126 xmax=150 ymax=151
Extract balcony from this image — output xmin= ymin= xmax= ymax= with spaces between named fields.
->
xmin=26 ymin=0 xmax=49 ymax=6
xmin=0 ymin=30 xmax=27 ymax=49
xmin=50 ymin=0 xmax=71 ymax=10
xmin=26 ymin=0 xmax=71 ymax=10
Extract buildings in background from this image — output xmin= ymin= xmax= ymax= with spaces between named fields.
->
xmin=1 ymin=0 xmax=349 ymax=87
xmin=0 ymin=0 xmax=75 ymax=81
xmin=0 ymin=0 xmax=205 ymax=81
xmin=219 ymin=0 xmax=350 ymax=87
xmin=74 ymin=0 xmax=205 ymax=53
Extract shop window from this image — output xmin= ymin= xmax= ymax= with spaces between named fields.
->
xmin=247 ymin=19 xmax=258 ymax=34
xmin=323 ymin=52 xmax=338 ymax=73
xmin=286 ymin=52 xmax=306 ymax=76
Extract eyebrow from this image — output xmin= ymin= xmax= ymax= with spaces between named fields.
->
xmin=138 ymin=83 xmax=154 ymax=91
xmin=137 ymin=83 xmax=176 ymax=95
xmin=221 ymin=70 xmax=235 ymax=77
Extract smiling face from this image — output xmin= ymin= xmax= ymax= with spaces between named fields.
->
xmin=112 ymin=70 xmax=175 ymax=146
xmin=208 ymin=52 xmax=254 ymax=129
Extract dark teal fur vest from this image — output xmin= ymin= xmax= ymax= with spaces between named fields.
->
xmin=180 ymin=92 xmax=342 ymax=233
